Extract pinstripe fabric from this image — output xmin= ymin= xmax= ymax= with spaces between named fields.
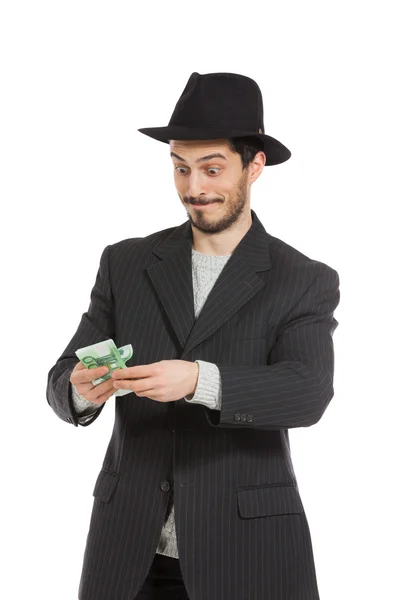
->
xmin=46 ymin=209 xmax=340 ymax=600
xmin=69 ymin=249 xmax=228 ymax=422
xmin=70 ymin=249 xmax=228 ymax=561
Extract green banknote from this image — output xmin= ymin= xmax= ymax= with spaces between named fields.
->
xmin=75 ymin=339 xmax=134 ymax=397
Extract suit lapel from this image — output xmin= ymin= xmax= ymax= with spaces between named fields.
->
xmin=146 ymin=209 xmax=272 ymax=357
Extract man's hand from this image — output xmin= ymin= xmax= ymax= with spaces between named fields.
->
xmin=70 ymin=362 xmax=114 ymax=405
xmin=111 ymin=360 xmax=199 ymax=403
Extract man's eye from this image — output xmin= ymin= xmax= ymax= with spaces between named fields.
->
xmin=174 ymin=167 xmax=221 ymax=175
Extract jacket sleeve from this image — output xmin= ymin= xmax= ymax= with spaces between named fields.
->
xmin=205 ymin=266 xmax=340 ymax=430
xmin=46 ymin=244 xmax=115 ymax=427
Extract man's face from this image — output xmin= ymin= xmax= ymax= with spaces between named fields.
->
xmin=170 ymin=139 xmax=253 ymax=234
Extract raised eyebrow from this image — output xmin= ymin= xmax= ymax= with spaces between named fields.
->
xmin=170 ymin=152 xmax=227 ymax=164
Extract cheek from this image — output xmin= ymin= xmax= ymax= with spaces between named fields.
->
xmin=173 ymin=178 xmax=185 ymax=194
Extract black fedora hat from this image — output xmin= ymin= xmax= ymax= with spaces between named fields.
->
xmin=138 ymin=72 xmax=291 ymax=166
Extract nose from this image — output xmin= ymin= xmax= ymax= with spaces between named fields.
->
xmin=188 ymin=171 xmax=207 ymax=199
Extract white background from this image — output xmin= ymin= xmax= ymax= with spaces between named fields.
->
xmin=1 ymin=1 xmax=399 ymax=598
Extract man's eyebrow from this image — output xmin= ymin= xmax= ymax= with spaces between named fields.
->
xmin=170 ymin=152 xmax=227 ymax=163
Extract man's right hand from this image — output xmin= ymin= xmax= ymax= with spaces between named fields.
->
xmin=70 ymin=362 xmax=116 ymax=405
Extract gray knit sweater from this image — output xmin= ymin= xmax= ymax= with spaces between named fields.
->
xmin=71 ymin=248 xmax=231 ymax=559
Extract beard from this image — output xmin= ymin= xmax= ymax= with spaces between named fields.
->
xmin=183 ymin=170 xmax=249 ymax=235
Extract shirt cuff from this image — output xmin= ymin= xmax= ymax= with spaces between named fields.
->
xmin=184 ymin=360 xmax=222 ymax=410
xmin=71 ymin=383 xmax=103 ymax=422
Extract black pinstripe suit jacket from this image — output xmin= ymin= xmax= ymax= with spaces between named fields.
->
xmin=46 ymin=208 xmax=340 ymax=600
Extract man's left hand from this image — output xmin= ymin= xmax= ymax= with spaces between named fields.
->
xmin=111 ymin=360 xmax=199 ymax=403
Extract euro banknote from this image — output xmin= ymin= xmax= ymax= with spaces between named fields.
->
xmin=75 ymin=339 xmax=133 ymax=397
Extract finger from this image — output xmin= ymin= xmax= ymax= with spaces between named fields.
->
xmin=83 ymin=378 xmax=116 ymax=402
xmin=111 ymin=365 xmax=152 ymax=379
xmin=112 ymin=379 xmax=141 ymax=391
xmin=94 ymin=387 xmax=116 ymax=405
xmin=75 ymin=374 xmax=116 ymax=397
xmin=74 ymin=381 xmax=94 ymax=396
xmin=115 ymin=373 xmax=158 ymax=391
xmin=110 ymin=367 xmax=131 ymax=379
xmin=71 ymin=365 xmax=110 ymax=385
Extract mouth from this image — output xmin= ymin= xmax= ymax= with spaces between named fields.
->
xmin=191 ymin=201 xmax=220 ymax=209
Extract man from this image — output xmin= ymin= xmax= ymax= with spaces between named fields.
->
xmin=47 ymin=72 xmax=340 ymax=600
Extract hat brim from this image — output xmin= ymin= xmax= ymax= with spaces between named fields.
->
xmin=137 ymin=126 xmax=291 ymax=166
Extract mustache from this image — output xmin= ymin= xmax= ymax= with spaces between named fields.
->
xmin=185 ymin=198 xmax=222 ymax=205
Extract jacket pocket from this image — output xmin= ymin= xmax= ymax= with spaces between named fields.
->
xmin=237 ymin=483 xmax=304 ymax=519
xmin=92 ymin=468 xmax=120 ymax=503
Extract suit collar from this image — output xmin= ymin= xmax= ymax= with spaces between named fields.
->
xmin=146 ymin=209 xmax=272 ymax=358
xmin=152 ymin=208 xmax=271 ymax=270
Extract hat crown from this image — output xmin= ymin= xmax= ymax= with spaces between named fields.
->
xmin=137 ymin=71 xmax=291 ymax=166
xmin=168 ymin=72 xmax=265 ymax=134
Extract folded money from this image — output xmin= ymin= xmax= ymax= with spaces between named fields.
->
xmin=75 ymin=339 xmax=134 ymax=397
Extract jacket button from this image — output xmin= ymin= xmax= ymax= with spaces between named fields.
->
xmin=240 ymin=414 xmax=247 ymax=422
xmin=247 ymin=414 xmax=253 ymax=422
xmin=234 ymin=412 xmax=241 ymax=422
xmin=160 ymin=481 xmax=171 ymax=492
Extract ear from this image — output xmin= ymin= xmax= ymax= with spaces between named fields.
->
xmin=249 ymin=151 xmax=265 ymax=184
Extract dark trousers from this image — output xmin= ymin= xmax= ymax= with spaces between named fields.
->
xmin=134 ymin=553 xmax=190 ymax=599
